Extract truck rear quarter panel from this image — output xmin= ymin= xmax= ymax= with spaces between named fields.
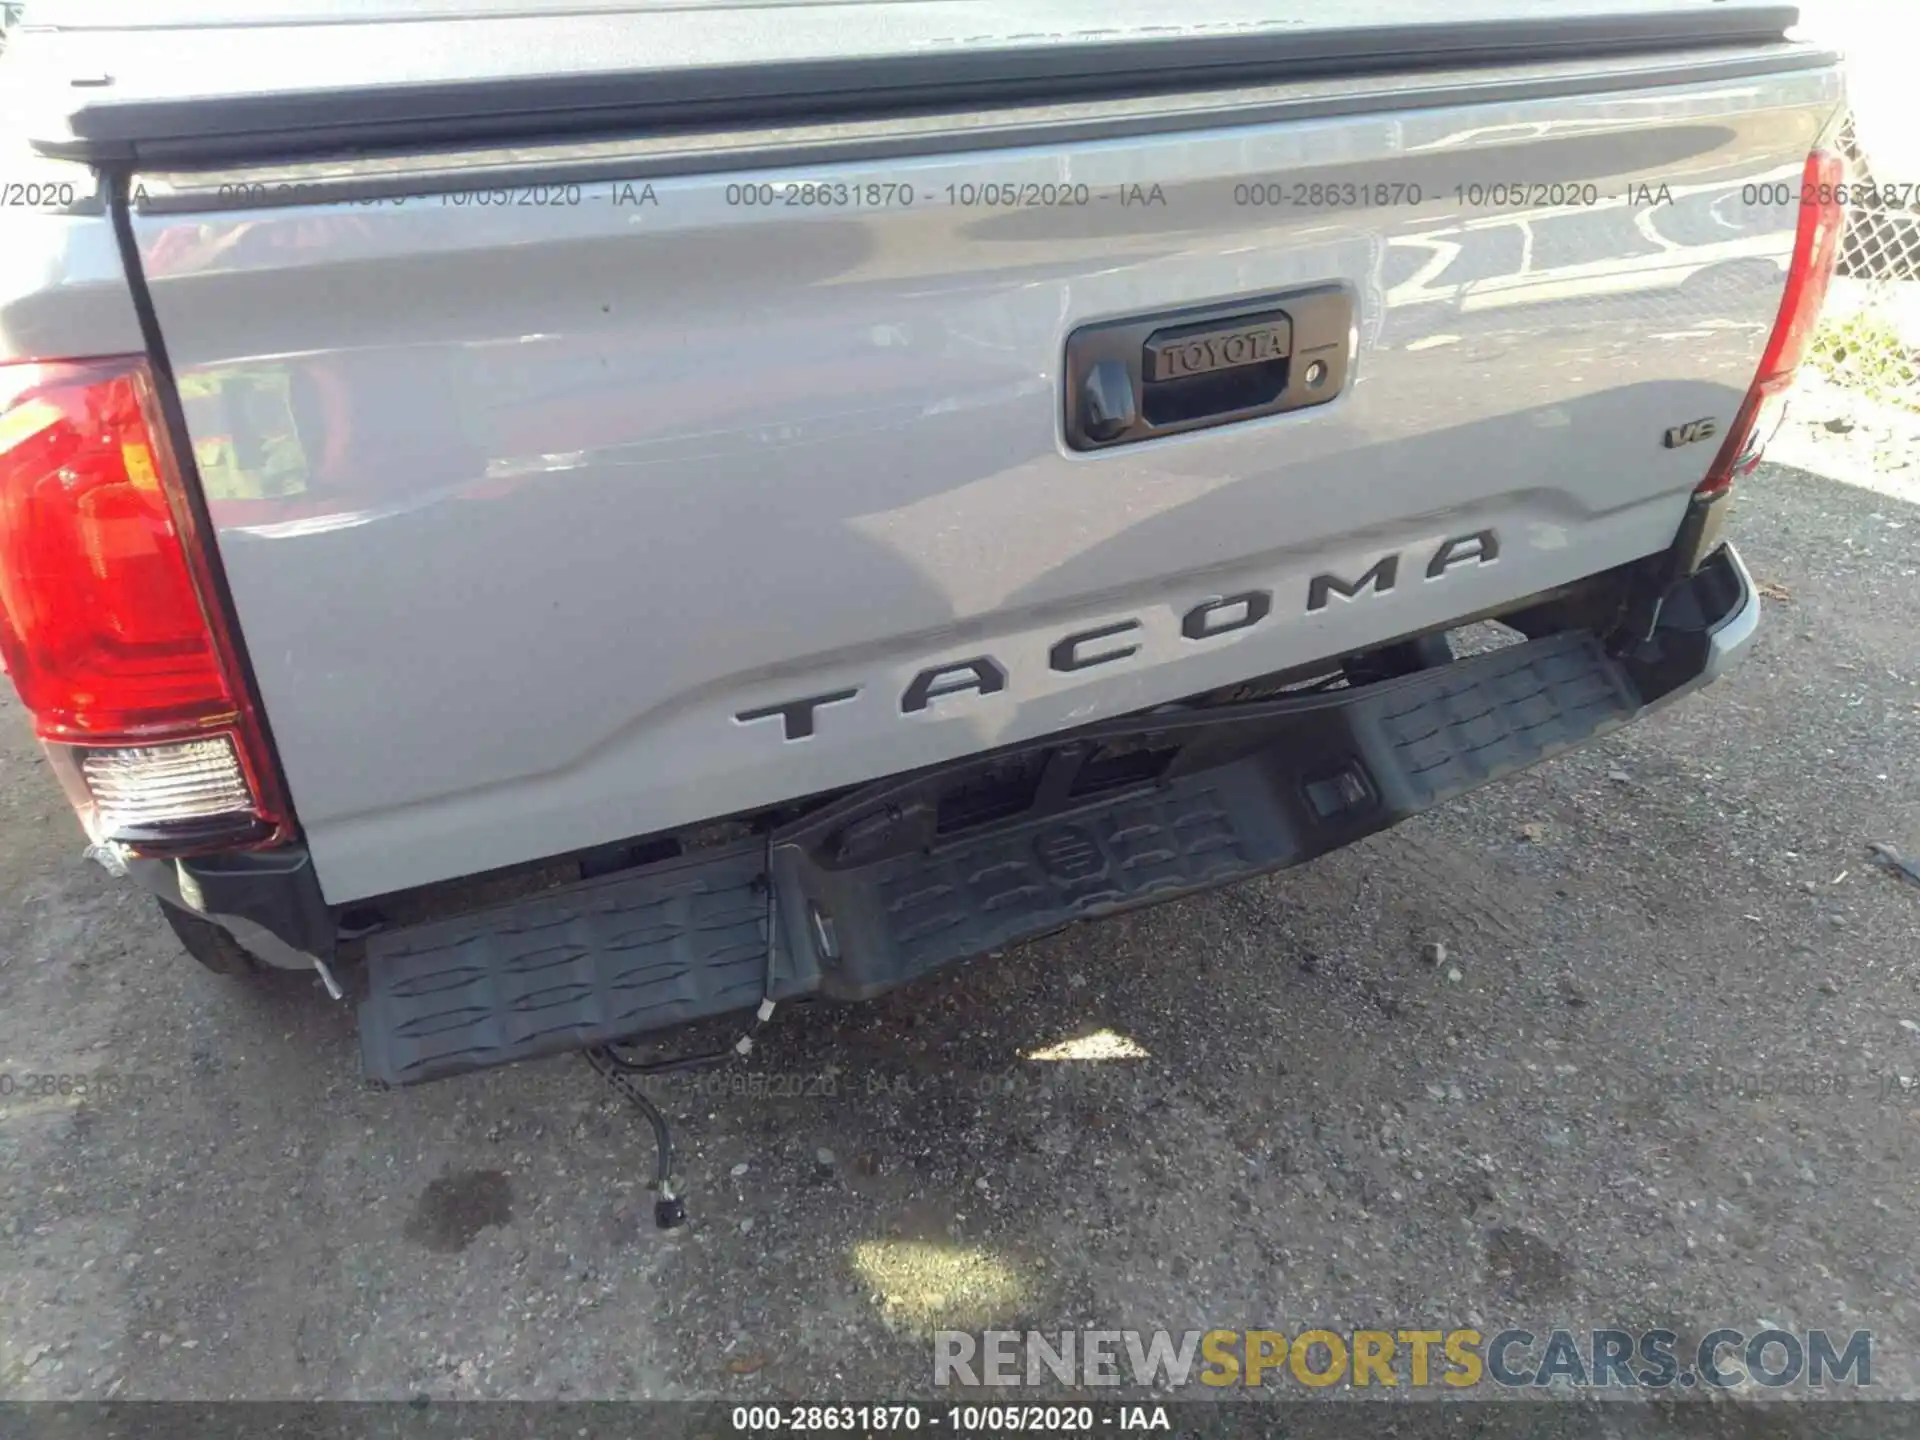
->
xmin=0 ymin=146 xmax=139 ymax=363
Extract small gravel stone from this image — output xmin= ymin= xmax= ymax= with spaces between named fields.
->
xmin=1422 ymin=941 xmax=1448 ymax=966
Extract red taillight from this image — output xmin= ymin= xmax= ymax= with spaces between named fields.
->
xmin=0 ymin=356 xmax=288 ymax=852
xmin=1698 ymin=148 xmax=1846 ymax=496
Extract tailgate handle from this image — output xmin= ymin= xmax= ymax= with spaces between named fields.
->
xmin=1064 ymin=286 xmax=1353 ymax=451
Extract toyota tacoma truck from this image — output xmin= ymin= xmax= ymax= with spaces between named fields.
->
xmin=0 ymin=2 xmax=1845 ymax=1094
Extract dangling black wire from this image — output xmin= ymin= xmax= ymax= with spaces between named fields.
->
xmin=602 ymin=1038 xmax=735 ymax=1074
xmin=581 ymin=856 xmax=786 ymax=1229
xmin=583 ymin=1045 xmax=687 ymax=1228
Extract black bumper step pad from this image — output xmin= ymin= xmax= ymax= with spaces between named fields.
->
xmin=360 ymin=845 xmax=789 ymax=1086
xmin=361 ymin=631 xmax=1640 ymax=1085
xmin=770 ymin=630 xmax=1638 ymax=997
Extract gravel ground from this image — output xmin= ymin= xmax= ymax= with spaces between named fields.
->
xmin=0 ymin=417 xmax=1916 ymax=1411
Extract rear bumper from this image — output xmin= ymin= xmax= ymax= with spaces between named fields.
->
xmin=355 ymin=543 xmax=1757 ymax=1087
xmin=1699 ymin=544 xmax=1763 ymax=686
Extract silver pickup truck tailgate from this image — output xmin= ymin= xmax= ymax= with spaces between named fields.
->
xmin=82 ymin=20 xmax=1842 ymax=903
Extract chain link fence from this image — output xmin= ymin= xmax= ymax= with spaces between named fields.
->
xmin=1809 ymin=116 xmax=1920 ymax=412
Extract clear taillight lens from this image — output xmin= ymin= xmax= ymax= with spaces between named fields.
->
xmin=82 ymin=738 xmax=256 ymax=827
